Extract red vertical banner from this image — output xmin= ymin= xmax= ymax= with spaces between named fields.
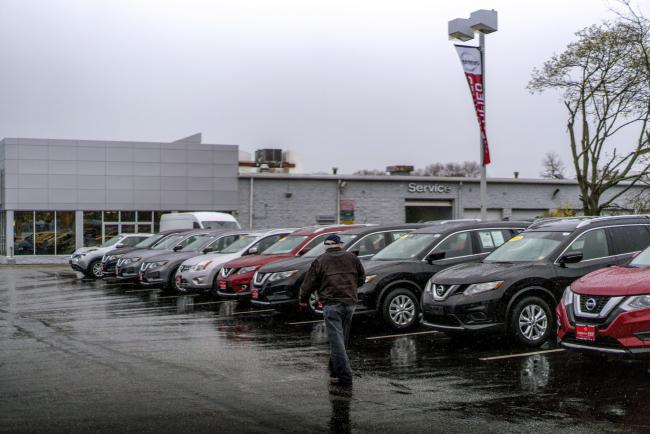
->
xmin=455 ymin=45 xmax=490 ymax=165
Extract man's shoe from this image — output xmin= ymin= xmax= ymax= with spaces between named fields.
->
xmin=330 ymin=377 xmax=352 ymax=387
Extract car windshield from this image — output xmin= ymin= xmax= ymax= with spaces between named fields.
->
xmin=372 ymin=233 xmax=439 ymax=260
xmin=135 ymin=234 xmax=164 ymax=248
xmin=181 ymin=235 xmax=215 ymax=252
xmin=101 ymin=236 xmax=123 ymax=247
xmin=485 ymin=231 xmax=567 ymax=262
xmin=152 ymin=234 xmax=184 ymax=250
xmin=262 ymin=235 xmax=308 ymax=255
xmin=201 ymin=221 xmax=239 ymax=230
xmin=629 ymin=247 xmax=650 ymax=268
xmin=218 ymin=235 xmax=258 ymax=254
xmin=303 ymin=234 xmax=358 ymax=258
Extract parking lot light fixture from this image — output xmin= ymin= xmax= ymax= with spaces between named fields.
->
xmin=447 ymin=9 xmax=498 ymax=221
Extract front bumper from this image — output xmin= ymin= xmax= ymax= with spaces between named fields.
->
xmin=101 ymin=260 xmax=117 ymax=278
xmin=557 ymin=302 xmax=650 ymax=355
xmin=252 ymin=279 xmax=300 ymax=306
xmin=175 ymin=268 xmax=212 ymax=291
xmin=215 ymin=273 xmax=254 ymax=298
xmin=114 ymin=263 xmax=142 ymax=282
xmin=420 ymin=289 xmax=505 ymax=334
xmin=69 ymin=257 xmax=89 ymax=272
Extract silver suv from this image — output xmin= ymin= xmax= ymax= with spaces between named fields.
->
xmin=69 ymin=233 xmax=153 ymax=278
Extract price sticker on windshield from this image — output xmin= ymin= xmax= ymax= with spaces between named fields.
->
xmin=510 ymin=235 xmax=524 ymax=242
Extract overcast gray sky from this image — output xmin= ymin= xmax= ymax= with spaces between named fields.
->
xmin=0 ymin=0 xmax=634 ymax=177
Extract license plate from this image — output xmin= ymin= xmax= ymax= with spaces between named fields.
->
xmin=139 ymin=273 xmax=144 ymax=281
xmin=576 ymin=325 xmax=596 ymax=342
xmin=219 ymin=280 xmax=227 ymax=290
xmin=251 ymin=289 xmax=259 ymax=299
xmin=430 ymin=306 xmax=444 ymax=315
xmin=176 ymin=275 xmax=182 ymax=282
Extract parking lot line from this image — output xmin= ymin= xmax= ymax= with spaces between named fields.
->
xmin=479 ymin=348 xmax=565 ymax=361
xmin=230 ymin=309 xmax=276 ymax=316
xmin=287 ymin=319 xmax=324 ymax=325
xmin=365 ymin=330 xmax=442 ymax=340
xmin=124 ymin=289 xmax=153 ymax=293
xmin=192 ymin=301 xmax=227 ymax=306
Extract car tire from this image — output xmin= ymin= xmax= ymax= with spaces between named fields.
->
xmin=85 ymin=259 xmax=103 ymax=279
xmin=306 ymin=289 xmax=322 ymax=317
xmin=164 ymin=267 xmax=180 ymax=293
xmin=509 ymin=296 xmax=553 ymax=347
xmin=381 ymin=288 xmax=420 ymax=330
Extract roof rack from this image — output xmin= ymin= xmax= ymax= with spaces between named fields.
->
xmin=527 ymin=216 xmax=591 ymax=230
xmin=424 ymin=219 xmax=481 ymax=225
xmin=576 ymin=214 xmax=650 ymax=228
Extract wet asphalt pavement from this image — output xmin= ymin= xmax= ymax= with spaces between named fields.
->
xmin=1 ymin=267 xmax=649 ymax=433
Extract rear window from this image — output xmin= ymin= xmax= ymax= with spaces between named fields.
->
xmin=608 ymin=225 xmax=650 ymax=255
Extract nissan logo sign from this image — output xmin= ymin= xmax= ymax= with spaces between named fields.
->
xmin=435 ymin=285 xmax=446 ymax=297
xmin=585 ymin=298 xmax=597 ymax=311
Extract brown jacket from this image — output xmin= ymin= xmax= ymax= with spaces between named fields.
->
xmin=299 ymin=247 xmax=365 ymax=306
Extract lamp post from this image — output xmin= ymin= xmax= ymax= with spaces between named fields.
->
xmin=448 ymin=9 xmax=498 ymax=221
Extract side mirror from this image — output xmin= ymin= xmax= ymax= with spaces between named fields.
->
xmin=352 ymin=250 xmax=360 ymax=256
xmin=202 ymin=247 xmax=215 ymax=254
xmin=298 ymin=248 xmax=310 ymax=256
xmin=173 ymin=245 xmax=183 ymax=252
xmin=247 ymin=246 xmax=259 ymax=255
xmin=426 ymin=251 xmax=446 ymax=264
xmin=558 ymin=252 xmax=583 ymax=267
xmin=115 ymin=243 xmax=125 ymax=249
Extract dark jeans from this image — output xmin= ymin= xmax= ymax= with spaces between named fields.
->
xmin=323 ymin=303 xmax=355 ymax=384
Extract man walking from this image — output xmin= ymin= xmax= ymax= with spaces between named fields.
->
xmin=299 ymin=234 xmax=365 ymax=387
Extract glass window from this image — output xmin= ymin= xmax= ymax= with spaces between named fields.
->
xmin=566 ymin=229 xmax=610 ymax=260
xmin=389 ymin=231 xmax=413 ymax=241
xmin=35 ymin=211 xmax=55 ymax=255
xmin=152 ymin=234 xmax=184 ymax=250
xmin=219 ymin=235 xmax=259 ymax=254
xmin=122 ymin=236 xmax=148 ymax=247
xmin=102 ymin=236 xmax=124 ymax=248
xmin=120 ymin=211 xmax=136 ymax=222
xmin=485 ymin=231 xmax=567 ymax=263
xmin=154 ymin=211 xmax=172 ymax=232
xmin=83 ymin=211 xmax=102 ymax=247
xmin=104 ymin=224 xmax=119 ymax=240
xmin=630 ymin=246 xmax=650 ymax=268
xmin=609 ymin=226 xmax=650 ymax=255
xmin=262 ymin=235 xmax=309 ymax=255
xmin=120 ymin=224 xmax=136 ymax=234
xmin=137 ymin=224 xmax=153 ymax=234
xmin=178 ymin=235 xmax=209 ymax=250
xmin=354 ymin=233 xmax=387 ymax=257
xmin=372 ymin=233 xmax=439 ymax=260
xmin=136 ymin=233 xmax=166 ymax=248
xmin=14 ymin=211 xmax=34 ymax=255
xmin=432 ymin=231 xmax=473 ymax=259
xmin=254 ymin=234 xmax=285 ymax=253
xmin=205 ymin=234 xmax=241 ymax=252
xmin=201 ymin=221 xmax=239 ymax=230
xmin=476 ymin=230 xmax=513 ymax=253
xmin=55 ymin=211 xmax=76 ymax=255
xmin=104 ymin=211 xmax=119 ymax=222
xmin=137 ymin=211 xmax=153 ymax=223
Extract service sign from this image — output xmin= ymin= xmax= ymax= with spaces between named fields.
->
xmin=407 ymin=183 xmax=452 ymax=194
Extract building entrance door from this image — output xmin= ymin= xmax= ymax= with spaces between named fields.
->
xmin=405 ymin=200 xmax=453 ymax=223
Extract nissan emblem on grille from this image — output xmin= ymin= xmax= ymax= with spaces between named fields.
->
xmin=435 ymin=285 xmax=445 ymax=297
xmin=585 ymin=298 xmax=597 ymax=311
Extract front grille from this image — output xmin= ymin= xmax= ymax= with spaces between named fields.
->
xmin=578 ymin=295 xmax=610 ymax=315
xmin=432 ymin=284 xmax=460 ymax=301
xmin=222 ymin=268 xmax=234 ymax=278
xmin=424 ymin=313 xmax=461 ymax=327
xmin=253 ymin=272 xmax=268 ymax=286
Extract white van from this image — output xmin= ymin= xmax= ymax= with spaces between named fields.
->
xmin=159 ymin=212 xmax=241 ymax=231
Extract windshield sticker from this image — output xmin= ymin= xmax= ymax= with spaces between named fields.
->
xmin=491 ymin=231 xmax=505 ymax=245
xmin=510 ymin=235 xmax=524 ymax=242
xmin=479 ymin=232 xmax=494 ymax=248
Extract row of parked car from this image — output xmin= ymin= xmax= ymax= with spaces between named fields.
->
xmin=69 ymin=214 xmax=650 ymax=356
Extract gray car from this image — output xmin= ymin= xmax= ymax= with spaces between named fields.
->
xmin=69 ymin=233 xmax=153 ymax=278
xmin=139 ymin=230 xmax=250 ymax=291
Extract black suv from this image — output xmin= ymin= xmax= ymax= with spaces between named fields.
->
xmin=421 ymin=215 xmax=650 ymax=347
xmin=251 ymin=224 xmax=425 ymax=315
xmin=357 ymin=221 xmax=528 ymax=330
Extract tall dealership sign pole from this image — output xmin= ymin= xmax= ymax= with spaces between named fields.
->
xmin=448 ymin=10 xmax=498 ymax=221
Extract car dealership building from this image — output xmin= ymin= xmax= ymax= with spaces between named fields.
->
xmin=0 ymin=135 xmax=645 ymax=261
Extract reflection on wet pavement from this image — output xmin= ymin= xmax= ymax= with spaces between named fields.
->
xmin=1 ymin=267 xmax=649 ymax=432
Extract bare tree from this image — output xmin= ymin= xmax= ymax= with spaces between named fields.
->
xmin=528 ymin=2 xmax=650 ymax=215
xmin=540 ymin=152 xmax=566 ymax=179
xmin=353 ymin=169 xmax=387 ymax=175
xmin=414 ymin=161 xmax=480 ymax=177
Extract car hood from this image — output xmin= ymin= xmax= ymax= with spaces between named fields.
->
xmin=72 ymin=246 xmax=105 ymax=255
xmin=104 ymin=246 xmax=144 ymax=257
xmin=363 ymin=259 xmax=420 ymax=276
xmin=572 ymin=266 xmax=650 ymax=296
xmin=432 ymin=261 xmax=544 ymax=284
xmin=222 ymin=253 xmax=292 ymax=269
xmin=259 ymin=256 xmax=314 ymax=273
xmin=123 ymin=249 xmax=172 ymax=261
xmin=181 ymin=252 xmax=243 ymax=268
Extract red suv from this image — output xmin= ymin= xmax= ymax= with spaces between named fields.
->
xmin=215 ymin=225 xmax=364 ymax=300
xmin=557 ymin=246 xmax=650 ymax=356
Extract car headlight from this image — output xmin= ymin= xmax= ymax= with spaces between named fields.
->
xmin=107 ymin=254 xmax=122 ymax=262
xmin=192 ymin=260 xmax=213 ymax=271
xmin=123 ymin=256 xmax=141 ymax=264
xmin=424 ymin=279 xmax=433 ymax=293
xmin=144 ymin=260 xmax=168 ymax=270
xmin=621 ymin=295 xmax=650 ymax=312
xmin=463 ymin=281 xmax=504 ymax=296
xmin=237 ymin=266 xmax=258 ymax=274
xmin=562 ymin=286 xmax=573 ymax=306
xmin=365 ymin=275 xmax=378 ymax=284
xmin=267 ymin=270 xmax=298 ymax=282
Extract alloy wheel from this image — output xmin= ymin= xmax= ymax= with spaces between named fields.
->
xmin=518 ymin=304 xmax=548 ymax=342
xmin=308 ymin=291 xmax=320 ymax=313
xmin=92 ymin=262 xmax=103 ymax=278
xmin=388 ymin=294 xmax=416 ymax=326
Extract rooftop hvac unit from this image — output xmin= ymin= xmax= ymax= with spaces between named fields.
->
xmin=255 ymin=149 xmax=283 ymax=164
